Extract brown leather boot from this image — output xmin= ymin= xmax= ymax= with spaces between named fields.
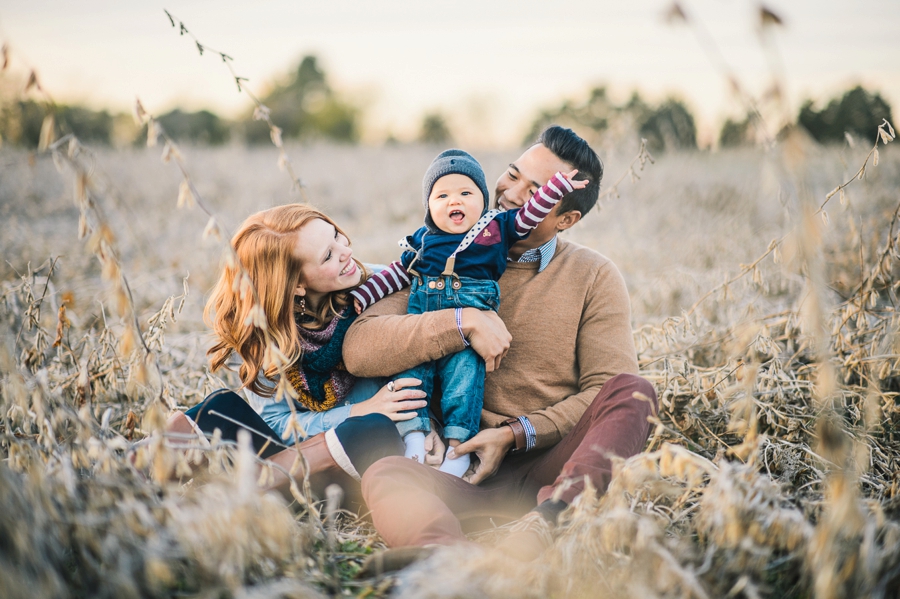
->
xmin=129 ymin=412 xmax=210 ymax=481
xmin=264 ymin=429 xmax=363 ymax=507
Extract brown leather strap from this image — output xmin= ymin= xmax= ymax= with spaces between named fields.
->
xmin=502 ymin=418 xmax=526 ymax=453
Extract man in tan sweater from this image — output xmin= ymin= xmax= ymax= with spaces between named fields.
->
xmin=344 ymin=126 xmax=658 ymax=561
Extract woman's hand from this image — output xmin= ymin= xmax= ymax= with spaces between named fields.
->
xmin=349 ymin=378 xmax=427 ymax=422
xmin=460 ymin=308 xmax=511 ymax=372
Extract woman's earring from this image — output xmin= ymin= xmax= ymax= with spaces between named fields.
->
xmin=299 ymin=297 xmax=306 ymax=313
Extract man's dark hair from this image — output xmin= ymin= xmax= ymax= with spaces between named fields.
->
xmin=534 ymin=126 xmax=603 ymax=216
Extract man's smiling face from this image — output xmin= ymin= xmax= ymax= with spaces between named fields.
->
xmin=494 ymin=143 xmax=576 ymax=255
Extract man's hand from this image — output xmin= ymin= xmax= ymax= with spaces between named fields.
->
xmin=424 ymin=428 xmax=445 ymax=468
xmin=450 ymin=426 xmax=515 ymax=485
xmin=461 ymin=308 xmax=511 ymax=372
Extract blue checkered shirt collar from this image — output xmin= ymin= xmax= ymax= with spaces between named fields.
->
xmin=511 ymin=235 xmax=557 ymax=273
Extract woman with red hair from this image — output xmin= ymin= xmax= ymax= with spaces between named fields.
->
xmin=166 ymin=204 xmax=430 ymax=498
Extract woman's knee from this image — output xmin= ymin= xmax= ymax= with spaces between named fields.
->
xmin=337 ymin=414 xmax=402 ymax=448
xmin=345 ymin=412 xmax=395 ymax=431
xmin=186 ymin=389 xmax=241 ymax=419
xmin=203 ymin=388 xmax=243 ymax=408
xmin=334 ymin=415 xmax=404 ymax=476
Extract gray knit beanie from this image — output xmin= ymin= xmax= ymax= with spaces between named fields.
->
xmin=422 ymin=149 xmax=490 ymax=230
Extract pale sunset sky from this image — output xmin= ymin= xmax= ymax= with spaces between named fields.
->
xmin=1 ymin=0 xmax=897 ymax=147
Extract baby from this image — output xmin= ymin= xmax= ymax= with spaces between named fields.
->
xmin=351 ymin=149 xmax=586 ymax=477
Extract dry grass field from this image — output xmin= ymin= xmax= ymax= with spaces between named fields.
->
xmin=1 ymin=133 xmax=899 ymax=598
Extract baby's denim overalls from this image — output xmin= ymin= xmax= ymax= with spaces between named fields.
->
xmin=395 ymin=274 xmax=500 ymax=442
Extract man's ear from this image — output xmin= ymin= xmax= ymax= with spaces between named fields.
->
xmin=556 ymin=210 xmax=582 ymax=232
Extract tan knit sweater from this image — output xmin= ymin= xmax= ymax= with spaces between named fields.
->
xmin=343 ymin=238 xmax=638 ymax=449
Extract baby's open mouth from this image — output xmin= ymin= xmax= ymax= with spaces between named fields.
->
xmin=449 ymin=210 xmax=465 ymax=224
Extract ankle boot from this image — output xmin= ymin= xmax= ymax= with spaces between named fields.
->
xmin=265 ymin=429 xmax=363 ymax=507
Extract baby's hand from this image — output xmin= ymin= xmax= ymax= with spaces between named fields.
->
xmin=354 ymin=299 xmax=364 ymax=314
xmin=561 ymin=169 xmax=589 ymax=190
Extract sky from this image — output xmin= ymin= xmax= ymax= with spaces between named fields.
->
xmin=1 ymin=0 xmax=898 ymax=147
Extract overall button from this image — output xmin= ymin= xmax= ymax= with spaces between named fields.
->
xmin=428 ymin=281 xmax=436 ymax=289
xmin=451 ymin=280 xmax=461 ymax=290
xmin=436 ymin=280 xmax=445 ymax=290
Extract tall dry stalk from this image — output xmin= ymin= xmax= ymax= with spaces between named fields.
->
xmin=163 ymin=9 xmax=308 ymax=200
xmin=1 ymin=40 xmax=319 ymax=504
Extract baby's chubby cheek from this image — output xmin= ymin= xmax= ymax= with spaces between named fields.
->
xmin=429 ymin=206 xmax=449 ymax=229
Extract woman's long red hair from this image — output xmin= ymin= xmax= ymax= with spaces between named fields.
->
xmin=204 ymin=204 xmax=364 ymax=396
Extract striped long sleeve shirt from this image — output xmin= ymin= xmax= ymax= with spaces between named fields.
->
xmin=351 ymin=171 xmax=575 ymax=312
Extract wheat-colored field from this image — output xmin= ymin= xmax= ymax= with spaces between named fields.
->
xmin=1 ymin=135 xmax=899 ymax=598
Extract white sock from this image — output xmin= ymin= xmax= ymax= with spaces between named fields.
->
xmin=403 ymin=432 xmax=426 ymax=463
xmin=438 ymin=447 xmax=470 ymax=478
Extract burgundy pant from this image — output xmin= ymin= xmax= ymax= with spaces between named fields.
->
xmin=361 ymin=373 xmax=658 ymax=547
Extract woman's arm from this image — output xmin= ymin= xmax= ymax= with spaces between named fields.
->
xmin=245 ymin=374 xmax=355 ymax=440
xmin=257 ymin=395 xmax=353 ymax=440
xmin=254 ymin=378 xmax=429 ymax=440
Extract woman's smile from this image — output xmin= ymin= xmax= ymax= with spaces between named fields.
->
xmin=340 ymin=261 xmax=357 ymax=277
xmin=294 ymin=218 xmax=363 ymax=310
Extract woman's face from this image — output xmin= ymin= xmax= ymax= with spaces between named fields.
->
xmin=293 ymin=218 xmax=362 ymax=307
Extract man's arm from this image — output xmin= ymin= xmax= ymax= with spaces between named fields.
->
xmin=515 ymin=260 xmax=638 ymax=449
xmin=455 ymin=258 xmax=639 ymax=483
xmin=344 ymin=290 xmax=457 ymax=377
xmin=343 ymin=291 xmax=512 ymax=378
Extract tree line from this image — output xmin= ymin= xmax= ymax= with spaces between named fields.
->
xmin=0 ymin=54 xmax=892 ymax=151
xmin=525 ymin=85 xmax=893 ymax=152
xmin=0 ymin=55 xmax=360 ymax=148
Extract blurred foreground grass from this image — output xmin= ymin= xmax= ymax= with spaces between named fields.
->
xmin=1 ymin=139 xmax=899 ymax=598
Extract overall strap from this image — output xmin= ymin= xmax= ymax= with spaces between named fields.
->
xmin=442 ymin=210 xmax=501 ymax=276
xmin=398 ymin=233 xmax=425 ymax=279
